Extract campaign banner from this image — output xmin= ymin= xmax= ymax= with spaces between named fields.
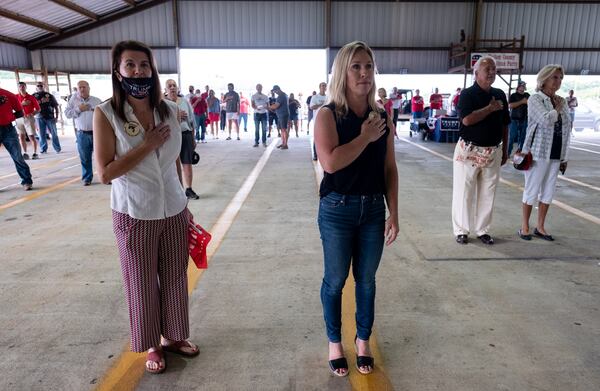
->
xmin=471 ymin=53 xmax=520 ymax=70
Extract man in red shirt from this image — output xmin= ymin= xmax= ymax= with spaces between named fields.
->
xmin=16 ymin=82 xmax=40 ymax=159
xmin=191 ymin=85 xmax=208 ymax=142
xmin=0 ymin=84 xmax=33 ymax=190
xmin=429 ymin=87 xmax=443 ymax=111
xmin=411 ymin=89 xmax=424 ymax=119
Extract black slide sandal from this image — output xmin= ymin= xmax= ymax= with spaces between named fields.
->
xmin=354 ymin=336 xmax=374 ymax=375
xmin=356 ymin=355 xmax=374 ymax=375
xmin=328 ymin=357 xmax=349 ymax=377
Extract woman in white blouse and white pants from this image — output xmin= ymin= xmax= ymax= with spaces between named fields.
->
xmin=94 ymin=41 xmax=199 ymax=374
xmin=518 ymin=64 xmax=571 ymax=241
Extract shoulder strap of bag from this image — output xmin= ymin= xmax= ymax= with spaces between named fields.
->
xmin=530 ymin=125 xmax=538 ymax=148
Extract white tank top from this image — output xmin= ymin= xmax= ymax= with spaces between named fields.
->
xmin=98 ymin=99 xmax=187 ymax=220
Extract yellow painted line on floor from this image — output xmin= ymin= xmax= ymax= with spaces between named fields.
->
xmin=313 ymin=161 xmax=394 ymax=391
xmin=571 ymin=140 xmax=600 ymax=147
xmin=400 ymin=137 xmax=454 ymax=163
xmin=0 ymin=155 xmax=77 ymax=180
xmin=0 ymin=163 xmax=81 ymax=192
xmin=0 ymin=176 xmax=80 ymax=212
xmin=341 ymin=279 xmax=393 ymax=391
xmin=550 ymin=199 xmax=600 ymax=225
xmin=399 ymin=137 xmax=600 ymax=226
xmin=570 ymin=146 xmax=600 ymax=155
xmin=95 ymin=141 xmax=277 ymax=391
xmin=557 ymin=176 xmax=600 ymax=192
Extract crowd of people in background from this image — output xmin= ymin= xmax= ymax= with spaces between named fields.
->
xmin=0 ymin=73 xmax=581 ymax=195
xmin=178 ymin=82 xmax=330 ymax=148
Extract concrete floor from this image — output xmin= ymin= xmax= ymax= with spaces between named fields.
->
xmin=1 ymin=124 xmax=599 ymax=391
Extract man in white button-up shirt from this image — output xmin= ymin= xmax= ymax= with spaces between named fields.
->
xmin=65 ymin=81 xmax=102 ymax=185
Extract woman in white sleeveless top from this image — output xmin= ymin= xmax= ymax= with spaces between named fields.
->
xmin=93 ymin=41 xmax=198 ymax=374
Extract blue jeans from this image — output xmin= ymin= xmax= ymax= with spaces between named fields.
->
xmin=508 ymin=119 xmax=527 ymax=156
xmin=239 ymin=113 xmax=248 ymax=131
xmin=318 ymin=192 xmax=386 ymax=342
xmin=220 ymin=110 xmax=226 ymax=130
xmin=254 ymin=113 xmax=267 ymax=144
xmin=194 ymin=113 xmax=206 ymax=141
xmin=0 ymin=124 xmax=33 ymax=185
xmin=76 ymin=130 xmax=94 ymax=182
xmin=37 ymin=117 xmax=61 ymax=153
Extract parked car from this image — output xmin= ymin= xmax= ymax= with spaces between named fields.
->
xmin=573 ymin=103 xmax=600 ymax=132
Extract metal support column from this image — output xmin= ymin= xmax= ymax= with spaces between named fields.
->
xmin=172 ymin=0 xmax=181 ymax=86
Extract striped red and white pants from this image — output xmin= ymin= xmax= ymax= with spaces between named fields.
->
xmin=112 ymin=209 xmax=190 ymax=352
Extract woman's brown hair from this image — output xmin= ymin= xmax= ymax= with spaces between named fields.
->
xmin=110 ymin=40 xmax=170 ymax=122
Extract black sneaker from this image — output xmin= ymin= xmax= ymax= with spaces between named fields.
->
xmin=253 ymin=143 xmax=259 ymax=147
xmin=23 ymin=153 xmax=30 ymax=160
xmin=185 ymin=188 xmax=200 ymax=200
xmin=32 ymin=153 xmax=39 ymax=160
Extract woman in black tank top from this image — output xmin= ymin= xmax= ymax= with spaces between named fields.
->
xmin=314 ymin=41 xmax=399 ymax=377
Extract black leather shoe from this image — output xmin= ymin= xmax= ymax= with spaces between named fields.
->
xmin=478 ymin=234 xmax=494 ymax=245
xmin=456 ymin=234 xmax=468 ymax=244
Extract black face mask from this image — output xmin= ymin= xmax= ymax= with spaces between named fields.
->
xmin=119 ymin=74 xmax=153 ymax=99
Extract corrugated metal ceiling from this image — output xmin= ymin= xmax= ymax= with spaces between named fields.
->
xmin=78 ymin=0 xmax=134 ymax=16
xmin=481 ymin=2 xmax=600 ymax=48
xmin=53 ymin=2 xmax=174 ymax=47
xmin=0 ymin=17 xmax=48 ymax=42
xmin=0 ymin=0 xmax=141 ymax=43
xmin=0 ymin=0 xmax=87 ymax=29
xmin=332 ymin=1 xmax=475 ymax=47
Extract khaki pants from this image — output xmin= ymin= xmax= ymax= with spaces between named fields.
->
xmin=452 ymin=143 xmax=501 ymax=236
xmin=15 ymin=116 xmax=37 ymax=136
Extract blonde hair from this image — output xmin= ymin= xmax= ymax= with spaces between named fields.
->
xmin=536 ymin=64 xmax=565 ymax=92
xmin=326 ymin=41 xmax=379 ymax=119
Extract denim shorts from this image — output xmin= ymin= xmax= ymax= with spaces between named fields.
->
xmin=277 ymin=115 xmax=289 ymax=129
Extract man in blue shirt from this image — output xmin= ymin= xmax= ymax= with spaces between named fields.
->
xmin=65 ymin=80 xmax=102 ymax=186
xmin=269 ymin=85 xmax=290 ymax=149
